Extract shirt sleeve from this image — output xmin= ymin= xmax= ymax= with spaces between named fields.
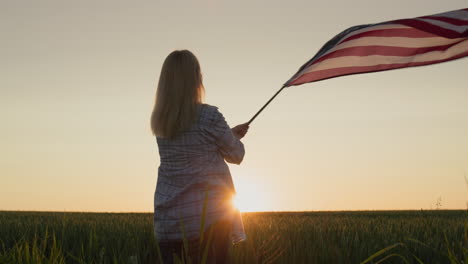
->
xmin=207 ymin=107 xmax=245 ymax=165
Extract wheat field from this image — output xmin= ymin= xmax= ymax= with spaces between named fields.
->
xmin=0 ymin=210 xmax=466 ymax=263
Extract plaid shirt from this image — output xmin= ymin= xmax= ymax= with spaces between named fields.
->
xmin=153 ymin=104 xmax=246 ymax=243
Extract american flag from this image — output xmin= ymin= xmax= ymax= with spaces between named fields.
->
xmin=284 ymin=8 xmax=468 ymax=87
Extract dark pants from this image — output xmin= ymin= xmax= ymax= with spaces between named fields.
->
xmin=158 ymin=220 xmax=232 ymax=264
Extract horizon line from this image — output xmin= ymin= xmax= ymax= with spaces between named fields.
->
xmin=1 ymin=208 xmax=466 ymax=214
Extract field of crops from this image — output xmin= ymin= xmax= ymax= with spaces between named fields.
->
xmin=0 ymin=210 xmax=466 ymax=263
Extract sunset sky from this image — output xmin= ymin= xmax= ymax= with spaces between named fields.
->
xmin=2 ymin=0 xmax=467 ymax=212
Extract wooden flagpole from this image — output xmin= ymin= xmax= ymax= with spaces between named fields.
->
xmin=247 ymin=84 xmax=287 ymax=125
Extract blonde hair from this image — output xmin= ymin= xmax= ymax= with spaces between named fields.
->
xmin=150 ymin=50 xmax=205 ymax=139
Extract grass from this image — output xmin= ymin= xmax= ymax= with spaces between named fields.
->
xmin=0 ymin=210 xmax=466 ymax=263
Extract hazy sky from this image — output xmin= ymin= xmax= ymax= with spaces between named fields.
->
xmin=1 ymin=1 xmax=467 ymax=212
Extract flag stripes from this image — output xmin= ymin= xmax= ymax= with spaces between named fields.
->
xmin=285 ymin=8 xmax=468 ymax=87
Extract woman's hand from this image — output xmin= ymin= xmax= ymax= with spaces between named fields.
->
xmin=231 ymin=123 xmax=249 ymax=139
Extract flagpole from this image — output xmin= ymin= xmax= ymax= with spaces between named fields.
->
xmin=247 ymin=84 xmax=287 ymax=125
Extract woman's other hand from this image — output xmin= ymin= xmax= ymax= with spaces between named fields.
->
xmin=231 ymin=123 xmax=249 ymax=139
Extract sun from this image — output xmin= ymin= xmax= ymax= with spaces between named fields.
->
xmin=231 ymin=194 xmax=242 ymax=211
xmin=231 ymin=179 xmax=268 ymax=212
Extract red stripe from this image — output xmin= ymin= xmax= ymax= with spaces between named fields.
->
xmin=310 ymin=39 xmax=467 ymax=65
xmin=339 ymin=27 xmax=436 ymax=45
xmin=292 ymin=28 xmax=454 ymax=79
xmin=287 ymin=50 xmax=468 ymax=86
xmin=420 ymin=16 xmax=468 ymax=26
xmin=392 ymin=19 xmax=466 ymax=38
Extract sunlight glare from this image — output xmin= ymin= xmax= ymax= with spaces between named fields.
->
xmin=232 ymin=179 xmax=269 ymax=212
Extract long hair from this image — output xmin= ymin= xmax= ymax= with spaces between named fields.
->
xmin=150 ymin=50 xmax=204 ymax=139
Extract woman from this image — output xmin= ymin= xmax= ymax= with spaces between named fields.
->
xmin=150 ymin=50 xmax=248 ymax=264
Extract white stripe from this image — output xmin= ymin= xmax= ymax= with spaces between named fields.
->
xmin=340 ymin=35 xmax=460 ymax=48
xmin=418 ymin=18 xmax=468 ymax=33
xmin=325 ymin=36 xmax=464 ymax=56
xmin=303 ymin=39 xmax=468 ymax=73
xmin=293 ymin=25 xmax=442 ymax=79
